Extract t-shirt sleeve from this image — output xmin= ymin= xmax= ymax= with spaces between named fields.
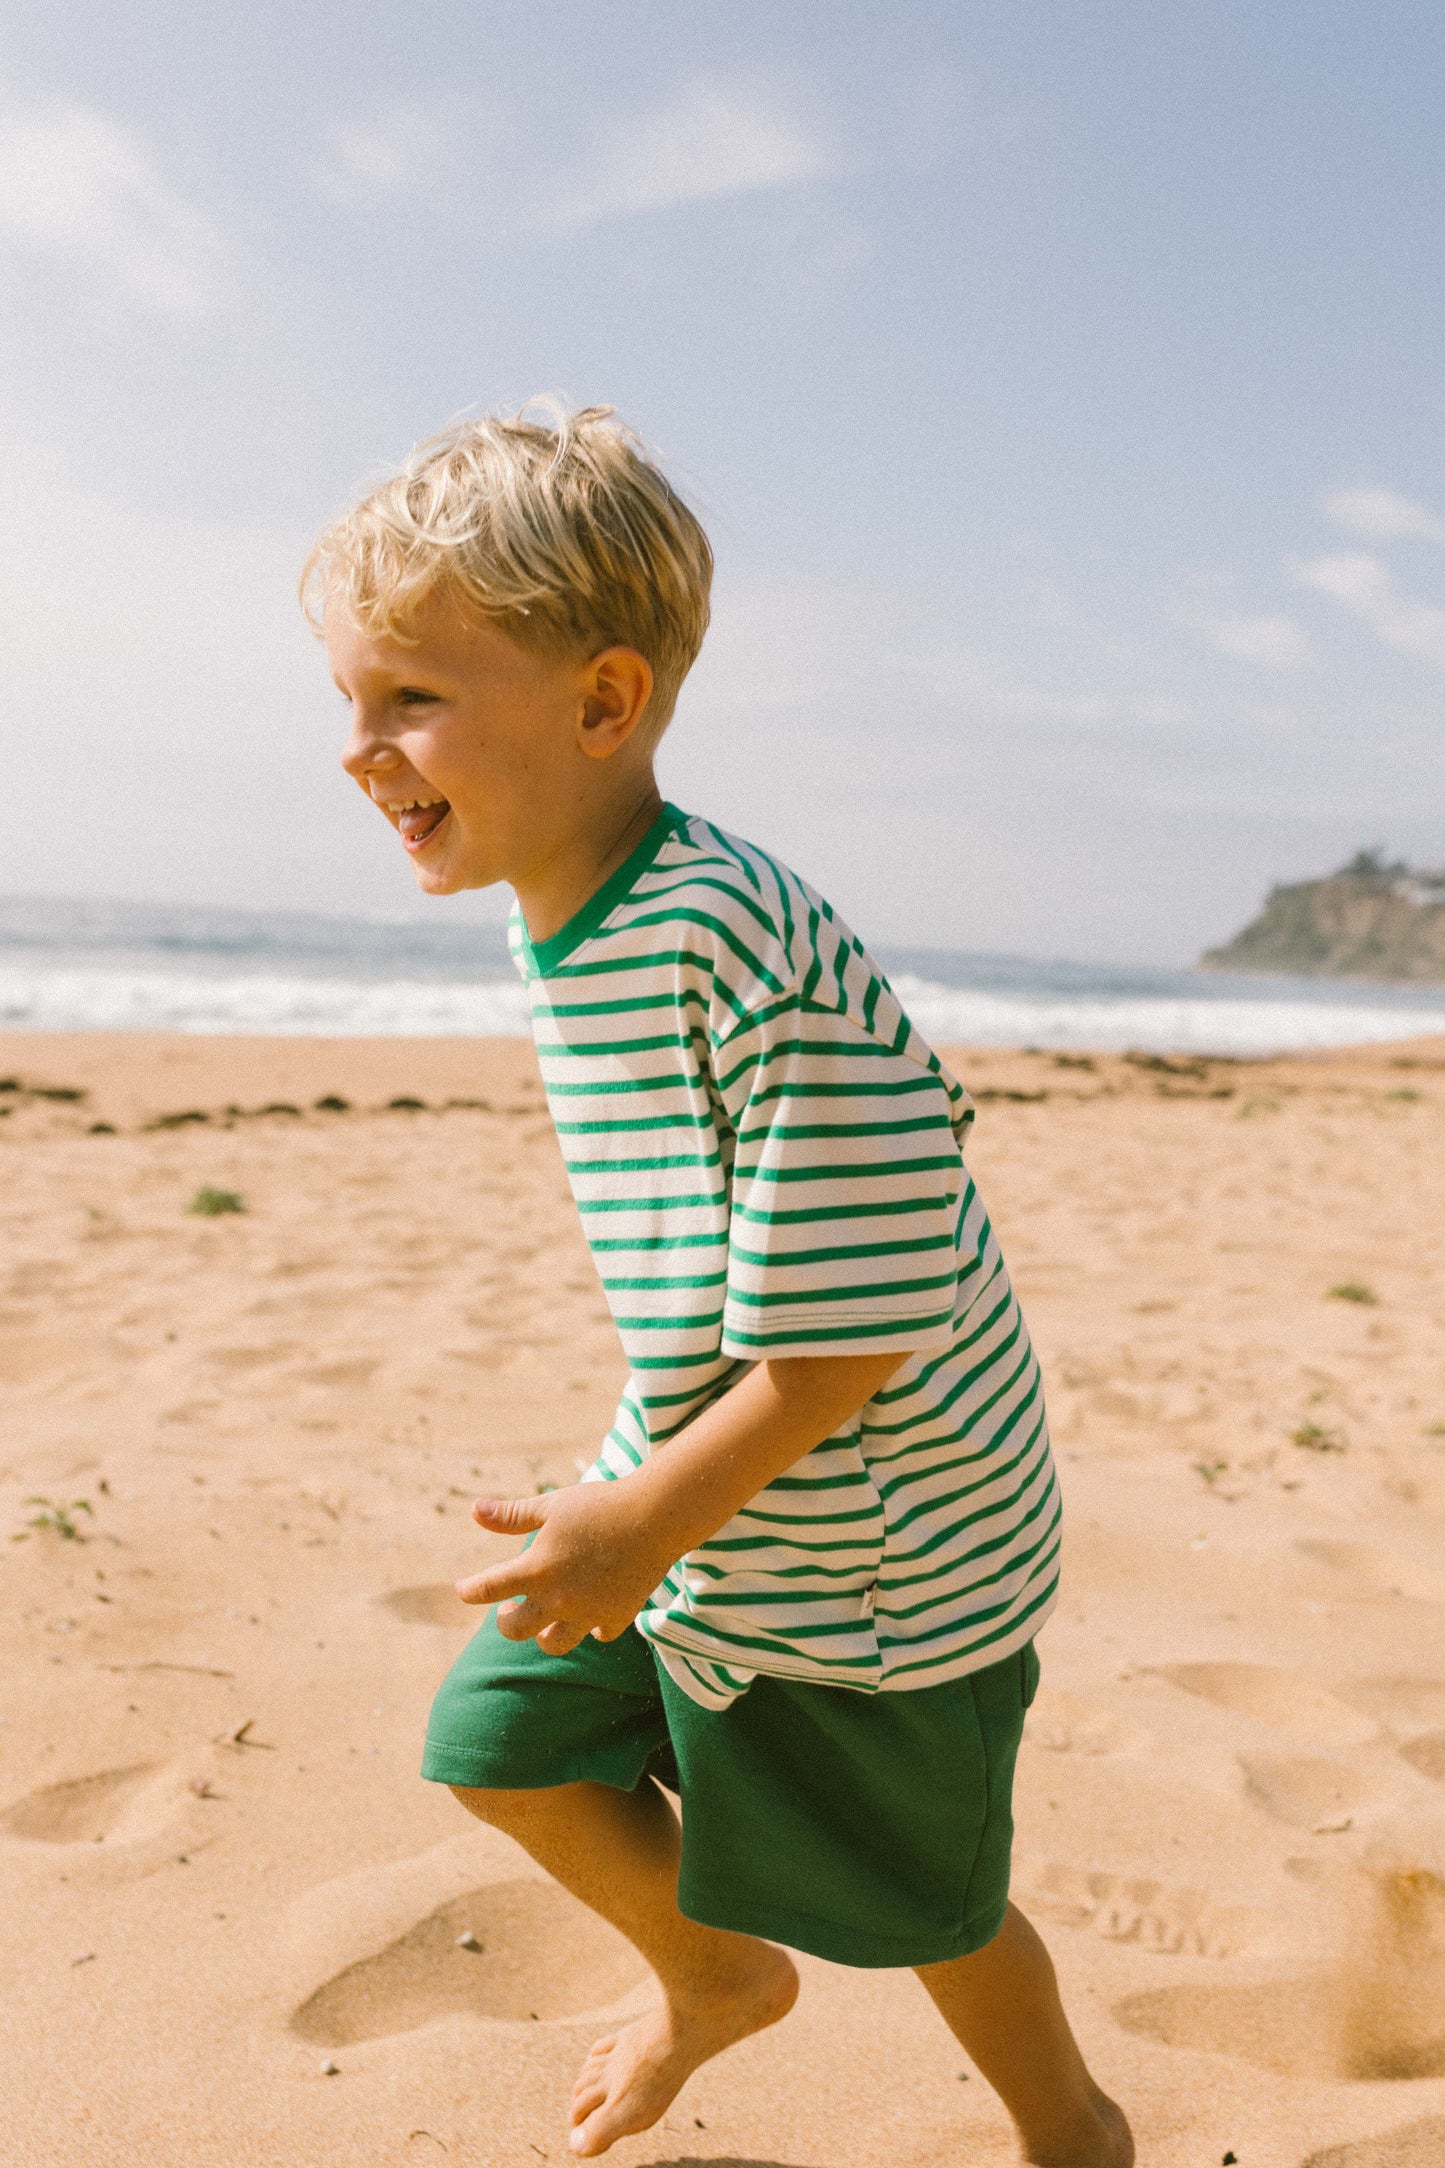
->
xmin=713 ymin=996 xmax=963 ymax=1360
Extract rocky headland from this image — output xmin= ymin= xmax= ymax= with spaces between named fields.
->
xmin=1203 ymin=850 xmax=1445 ymax=983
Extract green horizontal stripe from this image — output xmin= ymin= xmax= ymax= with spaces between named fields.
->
xmin=721 ymin=1309 xmax=951 ymax=1349
xmin=726 ymin=1270 xmax=956 ymax=1309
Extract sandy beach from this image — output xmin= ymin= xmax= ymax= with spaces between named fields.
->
xmin=2 ymin=1026 xmax=1443 ymax=2168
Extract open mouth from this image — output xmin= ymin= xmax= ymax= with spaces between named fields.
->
xmin=393 ymin=799 xmax=451 ymax=853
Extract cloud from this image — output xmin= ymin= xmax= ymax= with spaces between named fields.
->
xmin=1321 ymin=485 xmax=1445 ymax=544
xmin=0 ymin=97 xmax=234 ymax=316
xmin=1199 ymin=612 xmax=1316 ymax=671
xmin=315 ymin=74 xmax=835 ymax=238
xmin=555 ymin=75 xmax=833 ymax=229
xmin=313 ymin=116 xmax=435 ymax=204
xmin=1292 ymin=551 xmax=1445 ymax=670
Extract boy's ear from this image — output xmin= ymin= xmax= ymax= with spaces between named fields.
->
xmin=577 ymin=647 xmax=654 ymax=760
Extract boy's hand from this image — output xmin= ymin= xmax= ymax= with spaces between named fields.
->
xmin=456 ymin=1482 xmax=674 ymax=1656
xmin=456 ymin=1353 xmax=910 ymax=1658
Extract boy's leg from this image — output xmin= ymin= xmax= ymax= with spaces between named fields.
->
xmin=916 ymin=1903 xmax=1133 ymax=2168
xmin=452 ymin=1778 xmax=797 ymax=2158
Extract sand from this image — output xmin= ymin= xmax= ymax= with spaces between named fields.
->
xmin=1 ymin=1027 xmax=1444 ymax=2168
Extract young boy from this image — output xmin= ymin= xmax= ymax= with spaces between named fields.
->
xmin=306 ymin=404 xmax=1133 ymax=2167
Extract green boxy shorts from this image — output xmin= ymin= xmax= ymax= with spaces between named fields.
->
xmin=422 ymin=1613 xmax=1039 ymax=1970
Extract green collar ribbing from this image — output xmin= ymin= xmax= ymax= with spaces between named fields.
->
xmin=516 ymin=802 xmax=683 ymax=979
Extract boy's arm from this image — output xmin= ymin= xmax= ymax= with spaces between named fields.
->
xmin=456 ymin=1350 xmax=908 ymax=1655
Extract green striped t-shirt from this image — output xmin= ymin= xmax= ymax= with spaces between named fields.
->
xmin=511 ymin=804 xmax=1061 ymax=1710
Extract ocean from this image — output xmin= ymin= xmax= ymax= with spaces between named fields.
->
xmin=2 ymin=896 xmax=1444 ymax=1057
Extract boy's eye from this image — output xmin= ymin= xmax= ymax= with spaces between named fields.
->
xmin=396 ymin=687 xmax=439 ymax=707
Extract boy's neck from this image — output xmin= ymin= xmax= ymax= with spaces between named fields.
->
xmin=514 ymin=778 xmax=667 ymax=944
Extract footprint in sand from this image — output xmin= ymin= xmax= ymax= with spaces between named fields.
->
xmin=377 ymin=1584 xmax=474 ymax=1627
xmin=0 ymin=1331 xmax=106 ymax=1385
xmin=1239 ymin=1753 xmax=1374 ymax=1830
xmin=1154 ymin=1663 xmax=1377 ymax=1749
xmin=1294 ymin=1541 xmax=1445 ymax=1605
xmin=289 ymin=1879 xmax=649 ymax=2047
xmin=1015 ymin=1860 xmax=1259 ymax=1958
xmin=1115 ymin=1860 xmax=1445 ymax=2082
xmin=299 ymin=1358 xmax=381 ymax=1389
xmin=1398 ymin=1736 xmax=1445 ymax=1784
xmin=1 ymin=1754 xmax=222 ymax=1863
xmin=1 ymin=1762 xmax=161 ymax=1844
xmin=1025 ymin=1687 xmax=1148 ymax=1757
xmin=1338 ymin=1680 xmax=1445 ymax=1788
xmin=1302 ymin=2119 xmax=1445 ymax=2168
xmin=1345 ymin=1678 xmax=1445 ymax=1732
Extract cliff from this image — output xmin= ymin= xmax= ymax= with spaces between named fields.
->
xmin=1201 ymin=852 xmax=1445 ymax=983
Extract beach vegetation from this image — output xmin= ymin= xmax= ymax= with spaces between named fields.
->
xmin=189 ymin=1185 xmax=246 ymax=1216
xmin=15 ymin=1495 xmax=93 ymax=1541
xmin=1326 ymin=1281 xmax=1377 ymax=1305
xmin=314 ymin=1094 xmax=350 ymax=1112
xmin=1192 ymin=1458 xmax=1229 ymax=1487
xmin=387 ymin=1095 xmax=428 ymax=1110
xmin=1291 ymin=1422 xmax=1347 ymax=1454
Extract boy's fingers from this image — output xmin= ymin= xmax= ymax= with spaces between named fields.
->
xmin=536 ymin=1620 xmax=588 ymax=1656
xmin=493 ymin=1595 xmax=569 ymax=1643
xmin=472 ymin=1494 xmax=550 ymax=1534
xmin=455 ymin=1562 xmax=537 ymax=1607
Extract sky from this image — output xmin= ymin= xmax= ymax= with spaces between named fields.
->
xmin=0 ymin=1 xmax=1442 ymax=966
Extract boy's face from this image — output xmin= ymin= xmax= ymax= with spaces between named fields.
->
xmin=329 ymin=593 xmax=599 ymax=896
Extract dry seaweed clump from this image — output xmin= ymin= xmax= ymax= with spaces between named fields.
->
xmin=189 ymin=1186 xmax=246 ymax=1217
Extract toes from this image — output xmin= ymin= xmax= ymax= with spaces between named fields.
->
xmin=569 ymin=2081 xmax=609 ymax=2124
xmin=570 ymin=2043 xmax=615 ymax=2100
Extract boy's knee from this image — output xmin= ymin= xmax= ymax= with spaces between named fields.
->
xmin=449 ymin=1782 xmax=525 ymax=1826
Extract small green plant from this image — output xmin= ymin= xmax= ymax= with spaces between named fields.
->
xmin=189 ymin=1185 xmax=246 ymax=1216
xmin=15 ymin=1495 xmax=93 ymax=1540
xmin=1291 ymin=1422 xmax=1347 ymax=1454
xmin=1327 ymin=1281 xmax=1377 ymax=1305
xmin=1193 ymin=1458 xmax=1230 ymax=1488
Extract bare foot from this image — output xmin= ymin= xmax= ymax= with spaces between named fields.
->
xmin=1025 ymin=2089 xmax=1134 ymax=2168
xmin=567 ymin=1941 xmax=798 ymax=2157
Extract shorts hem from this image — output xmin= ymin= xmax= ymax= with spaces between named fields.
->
xmin=419 ymin=1741 xmax=647 ymax=1791
xmin=677 ymin=1885 xmax=1010 ymax=1969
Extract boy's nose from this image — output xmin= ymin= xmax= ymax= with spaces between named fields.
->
xmin=341 ymin=712 xmax=401 ymax=784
